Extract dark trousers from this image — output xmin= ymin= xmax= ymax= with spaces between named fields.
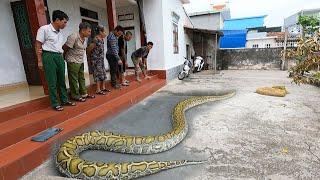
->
xmin=106 ymin=54 xmax=118 ymax=86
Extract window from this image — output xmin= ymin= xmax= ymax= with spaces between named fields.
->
xmin=80 ymin=8 xmax=99 ymax=40
xmin=252 ymin=44 xmax=259 ymax=48
xmin=172 ymin=12 xmax=180 ymax=54
xmin=173 ymin=23 xmax=179 ymax=54
xmin=265 ymin=44 xmax=271 ymax=48
xmin=80 ymin=7 xmax=98 ymax=20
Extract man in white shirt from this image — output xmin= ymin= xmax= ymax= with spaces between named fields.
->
xmin=35 ymin=10 xmax=75 ymax=111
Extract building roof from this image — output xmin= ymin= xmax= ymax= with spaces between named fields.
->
xmin=285 ymin=8 xmax=320 ymax=19
xmin=267 ymin=32 xmax=285 ymax=38
xmin=299 ymin=8 xmax=320 ymax=15
xmin=180 ymin=0 xmax=190 ymax=4
xmin=184 ymin=26 xmax=224 ymax=36
xmin=188 ymin=11 xmax=220 ymax=17
xmin=247 ymin=26 xmax=282 ymax=32
xmin=224 ymin=15 xmax=267 ymax=21
xmin=183 ymin=7 xmax=194 ymax=28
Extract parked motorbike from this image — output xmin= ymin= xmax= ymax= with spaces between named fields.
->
xmin=193 ymin=56 xmax=204 ymax=73
xmin=178 ymin=57 xmax=193 ymax=80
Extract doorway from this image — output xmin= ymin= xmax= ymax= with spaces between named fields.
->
xmin=11 ymin=0 xmax=41 ymax=85
xmin=124 ymin=27 xmax=136 ymax=68
xmin=186 ymin=44 xmax=190 ymax=60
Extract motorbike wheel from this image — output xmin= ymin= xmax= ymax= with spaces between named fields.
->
xmin=193 ymin=69 xmax=197 ymax=73
xmin=178 ymin=72 xmax=186 ymax=80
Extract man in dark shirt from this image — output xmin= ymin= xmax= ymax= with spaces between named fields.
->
xmin=106 ymin=25 xmax=124 ymax=89
xmin=118 ymin=31 xmax=133 ymax=86
xmin=131 ymin=42 xmax=153 ymax=82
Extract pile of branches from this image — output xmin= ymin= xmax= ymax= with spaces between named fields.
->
xmin=281 ymin=31 xmax=320 ymax=85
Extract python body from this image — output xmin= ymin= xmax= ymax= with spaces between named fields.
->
xmin=56 ymin=92 xmax=235 ymax=179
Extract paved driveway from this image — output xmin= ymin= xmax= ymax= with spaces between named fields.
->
xmin=23 ymin=70 xmax=320 ymax=180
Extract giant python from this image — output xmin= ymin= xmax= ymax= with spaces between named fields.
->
xmin=56 ymin=91 xmax=235 ymax=179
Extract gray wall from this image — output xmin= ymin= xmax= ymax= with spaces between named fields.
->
xmin=166 ymin=64 xmax=184 ymax=81
xmin=218 ymin=48 xmax=284 ymax=70
xmin=190 ymin=14 xmax=221 ymax=30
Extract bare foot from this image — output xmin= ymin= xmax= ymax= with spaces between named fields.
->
xmin=136 ymin=78 xmax=142 ymax=83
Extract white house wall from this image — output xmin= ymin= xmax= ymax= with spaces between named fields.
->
xmin=162 ymin=0 xmax=189 ymax=70
xmin=47 ymin=0 xmax=109 ymax=73
xmin=246 ymin=38 xmax=276 ymax=48
xmin=143 ymin=0 xmax=166 ymax=70
xmin=0 ymin=0 xmax=27 ymax=87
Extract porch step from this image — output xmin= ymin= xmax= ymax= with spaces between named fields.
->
xmin=0 ymin=72 xmax=160 ymax=124
xmin=0 ymin=97 xmax=50 ymax=124
xmin=0 ymin=75 xmax=159 ymax=151
xmin=0 ymin=76 xmax=166 ymax=180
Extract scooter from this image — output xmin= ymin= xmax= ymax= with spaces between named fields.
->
xmin=193 ymin=56 xmax=204 ymax=73
xmin=178 ymin=57 xmax=192 ymax=80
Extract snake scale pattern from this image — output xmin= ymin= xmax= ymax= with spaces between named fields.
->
xmin=56 ymin=92 xmax=235 ymax=179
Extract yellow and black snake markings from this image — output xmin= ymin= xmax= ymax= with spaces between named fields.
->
xmin=56 ymin=92 xmax=236 ymax=179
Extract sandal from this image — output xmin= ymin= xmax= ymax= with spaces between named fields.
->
xmin=96 ymin=91 xmax=106 ymax=95
xmin=62 ymin=101 xmax=76 ymax=106
xmin=102 ymin=89 xmax=111 ymax=92
xmin=121 ymin=82 xmax=129 ymax=86
xmin=53 ymin=106 xmax=64 ymax=111
xmin=124 ymin=80 xmax=130 ymax=83
xmin=73 ymin=97 xmax=86 ymax=102
xmin=82 ymin=94 xmax=95 ymax=99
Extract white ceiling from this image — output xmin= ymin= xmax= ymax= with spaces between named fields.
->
xmin=83 ymin=0 xmax=137 ymax=8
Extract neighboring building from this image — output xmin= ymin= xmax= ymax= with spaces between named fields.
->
xmin=246 ymin=26 xmax=284 ymax=48
xmin=220 ymin=15 xmax=266 ymax=48
xmin=188 ymin=3 xmax=230 ymax=31
xmin=223 ymin=15 xmax=267 ymax=30
xmin=189 ymin=11 xmax=229 ymax=30
xmin=184 ymin=27 xmax=223 ymax=70
xmin=284 ymin=8 xmax=320 ymax=38
xmin=220 ymin=30 xmax=247 ymax=48
xmin=0 ymin=0 xmax=195 ymax=93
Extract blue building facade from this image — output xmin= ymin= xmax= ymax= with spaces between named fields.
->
xmin=219 ymin=30 xmax=247 ymax=48
xmin=220 ymin=15 xmax=266 ymax=48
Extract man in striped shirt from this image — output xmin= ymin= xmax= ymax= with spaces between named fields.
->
xmin=106 ymin=26 xmax=124 ymax=89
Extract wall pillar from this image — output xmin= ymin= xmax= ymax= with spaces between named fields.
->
xmin=25 ymin=0 xmax=49 ymax=95
xmin=106 ymin=0 xmax=117 ymax=31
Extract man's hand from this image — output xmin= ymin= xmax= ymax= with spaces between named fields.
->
xmin=37 ymin=48 xmax=42 ymax=55
xmin=35 ymin=41 xmax=43 ymax=70
xmin=118 ymin=60 xmax=123 ymax=65
xmin=125 ymin=62 xmax=129 ymax=68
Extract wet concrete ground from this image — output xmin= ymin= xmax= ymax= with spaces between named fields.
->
xmin=22 ymin=70 xmax=320 ymax=180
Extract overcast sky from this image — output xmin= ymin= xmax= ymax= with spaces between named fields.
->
xmin=184 ymin=0 xmax=320 ymax=27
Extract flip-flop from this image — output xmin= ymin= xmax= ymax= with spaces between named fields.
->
xmin=101 ymin=89 xmax=111 ymax=92
xmin=82 ymin=94 xmax=95 ymax=99
xmin=72 ymin=97 xmax=86 ymax=102
xmin=121 ymin=82 xmax=129 ymax=86
xmin=53 ymin=106 xmax=64 ymax=111
xmin=62 ymin=101 xmax=76 ymax=106
xmin=96 ymin=91 xmax=106 ymax=95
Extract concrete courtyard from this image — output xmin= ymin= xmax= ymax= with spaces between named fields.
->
xmin=22 ymin=70 xmax=320 ymax=180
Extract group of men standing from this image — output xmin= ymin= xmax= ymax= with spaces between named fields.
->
xmin=35 ymin=10 xmax=153 ymax=111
